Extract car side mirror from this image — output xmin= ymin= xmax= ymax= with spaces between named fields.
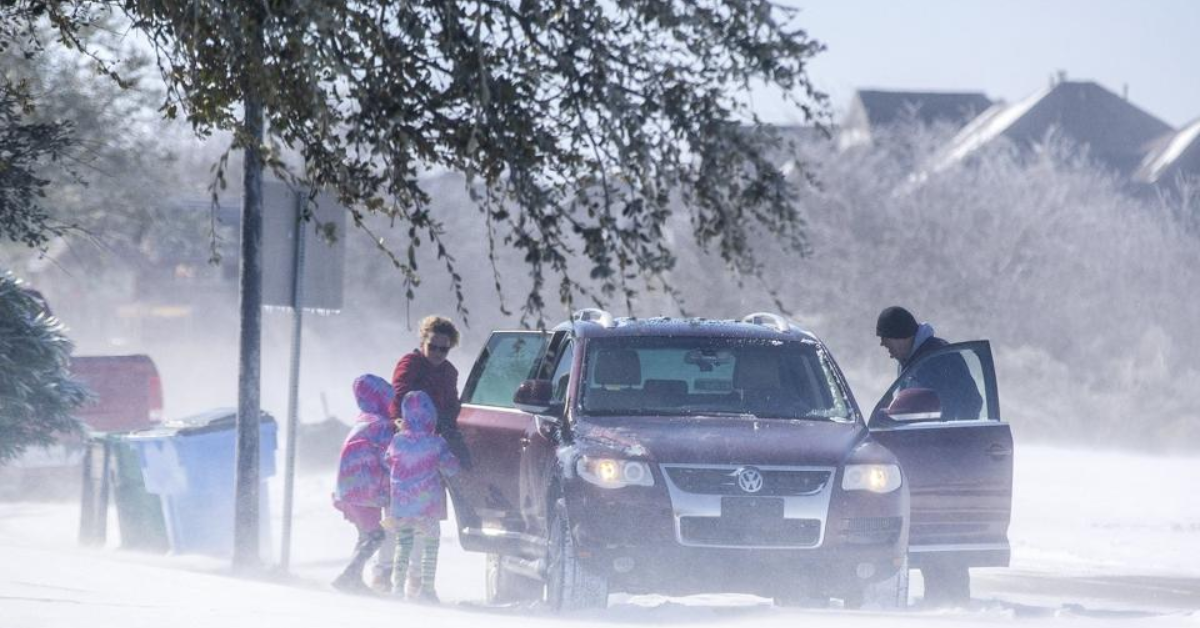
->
xmin=885 ymin=387 xmax=942 ymax=421
xmin=534 ymin=412 xmax=562 ymax=439
xmin=513 ymin=379 xmax=554 ymax=414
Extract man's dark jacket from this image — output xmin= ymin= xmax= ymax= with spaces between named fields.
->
xmin=899 ymin=334 xmax=983 ymax=421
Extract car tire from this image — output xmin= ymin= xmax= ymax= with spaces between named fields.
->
xmin=772 ymin=591 xmax=830 ymax=608
xmin=485 ymin=553 xmax=543 ymax=604
xmin=772 ymin=575 xmax=828 ymax=608
xmin=920 ymin=561 xmax=969 ymax=606
xmin=545 ymin=499 xmax=608 ymax=611
xmin=844 ymin=559 xmax=909 ymax=610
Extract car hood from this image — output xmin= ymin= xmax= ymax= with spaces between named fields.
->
xmin=570 ymin=416 xmax=866 ymax=467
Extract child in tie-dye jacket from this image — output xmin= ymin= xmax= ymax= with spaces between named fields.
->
xmin=330 ymin=374 xmax=395 ymax=593
xmin=385 ymin=390 xmax=461 ymax=601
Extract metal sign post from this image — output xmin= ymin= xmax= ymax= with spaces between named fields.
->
xmin=279 ymin=191 xmax=306 ymax=572
xmin=261 ymin=181 xmax=345 ymax=572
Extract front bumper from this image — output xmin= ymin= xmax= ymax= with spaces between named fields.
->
xmin=563 ymin=463 xmax=909 ymax=596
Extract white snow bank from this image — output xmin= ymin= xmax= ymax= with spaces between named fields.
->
xmin=1 ymin=445 xmax=1197 ymax=627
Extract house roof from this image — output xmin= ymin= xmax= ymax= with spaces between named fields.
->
xmin=928 ymin=81 xmax=1173 ymax=176
xmin=852 ymin=89 xmax=994 ymax=129
xmin=1133 ymin=118 xmax=1200 ymax=185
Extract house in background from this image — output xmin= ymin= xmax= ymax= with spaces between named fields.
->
xmin=123 ymin=200 xmax=242 ymax=348
xmin=25 ymin=199 xmax=242 ymax=353
xmin=838 ymin=89 xmax=994 ymax=150
xmin=1132 ymin=118 xmax=1200 ymax=195
xmin=925 ymin=78 xmax=1173 ymax=178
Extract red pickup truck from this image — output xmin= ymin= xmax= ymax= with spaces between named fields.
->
xmin=0 ymin=354 xmax=164 ymax=499
xmin=70 ymin=354 xmax=164 ymax=432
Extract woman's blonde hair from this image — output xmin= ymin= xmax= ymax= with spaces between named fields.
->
xmin=419 ymin=315 xmax=460 ymax=347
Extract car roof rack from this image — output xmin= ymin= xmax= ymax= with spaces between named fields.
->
xmin=573 ymin=308 xmax=615 ymax=327
xmin=741 ymin=312 xmax=791 ymax=333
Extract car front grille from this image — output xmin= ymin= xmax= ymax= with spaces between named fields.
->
xmin=840 ymin=516 xmax=903 ymax=545
xmin=679 ymin=516 xmax=822 ymax=547
xmin=664 ymin=467 xmax=831 ymax=496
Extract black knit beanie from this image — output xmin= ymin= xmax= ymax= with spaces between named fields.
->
xmin=876 ymin=306 xmax=918 ymax=339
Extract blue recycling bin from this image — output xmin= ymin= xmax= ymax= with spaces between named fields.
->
xmin=125 ymin=408 xmax=276 ymax=558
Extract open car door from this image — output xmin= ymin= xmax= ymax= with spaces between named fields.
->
xmin=454 ymin=331 xmax=550 ymax=553
xmin=868 ymin=340 xmax=1013 ymax=570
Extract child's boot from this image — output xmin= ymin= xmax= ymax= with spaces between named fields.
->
xmin=370 ymin=528 xmax=396 ymax=593
xmin=332 ymin=529 xmax=385 ymax=594
xmin=370 ymin=568 xmax=393 ymax=594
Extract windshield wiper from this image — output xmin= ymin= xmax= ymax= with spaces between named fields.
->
xmin=790 ymin=413 xmax=843 ymax=422
xmin=668 ymin=407 xmax=758 ymax=418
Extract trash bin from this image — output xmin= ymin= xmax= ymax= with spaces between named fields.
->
xmin=79 ymin=434 xmax=169 ymax=551
xmin=78 ymin=436 xmax=111 ymax=546
xmin=108 ymin=435 xmax=170 ymax=552
xmin=125 ymin=408 xmax=276 ymax=558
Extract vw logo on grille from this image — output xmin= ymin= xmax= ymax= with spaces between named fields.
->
xmin=735 ymin=467 xmax=764 ymax=493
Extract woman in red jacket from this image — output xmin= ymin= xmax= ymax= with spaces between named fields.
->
xmin=384 ymin=315 xmax=462 ymax=601
xmin=389 ymin=315 xmax=461 ymax=429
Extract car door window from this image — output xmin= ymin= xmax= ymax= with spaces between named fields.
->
xmin=463 ymin=332 xmax=548 ymax=408
xmin=873 ymin=341 xmax=996 ymax=423
xmin=549 ymin=341 xmax=575 ymax=404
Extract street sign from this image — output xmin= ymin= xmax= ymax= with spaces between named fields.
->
xmin=261 ymin=180 xmax=346 ymax=311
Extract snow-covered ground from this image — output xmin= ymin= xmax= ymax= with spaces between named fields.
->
xmin=2 ymin=444 xmax=1198 ymax=627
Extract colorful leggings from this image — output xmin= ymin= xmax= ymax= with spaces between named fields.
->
xmin=390 ymin=518 xmax=440 ymax=591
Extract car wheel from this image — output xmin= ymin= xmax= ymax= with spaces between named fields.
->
xmin=844 ymin=558 xmax=909 ymax=610
xmin=920 ymin=561 xmax=969 ymax=606
xmin=545 ymin=499 xmax=608 ymax=611
xmin=485 ymin=553 xmax=543 ymax=604
xmin=772 ymin=590 xmax=829 ymax=608
xmin=772 ymin=575 xmax=828 ymax=608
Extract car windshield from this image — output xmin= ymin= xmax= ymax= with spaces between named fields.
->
xmin=579 ymin=336 xmax=852 ymax=421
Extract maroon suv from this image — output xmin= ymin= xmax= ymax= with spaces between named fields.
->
xmin=450 ymin=310 xmax=1012 ymax=610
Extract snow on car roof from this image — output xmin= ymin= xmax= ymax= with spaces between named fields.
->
xmin=568 ymin=316 xmax=819 ymax=342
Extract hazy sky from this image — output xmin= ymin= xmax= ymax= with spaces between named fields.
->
xmin=754 ymin=0 xmax=1199 ymax=129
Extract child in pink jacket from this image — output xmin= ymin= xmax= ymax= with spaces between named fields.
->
xmin=331 ymin=374 xmax=395 ymax=593
xmin=385 ymin=390 xmax=460 ymax=601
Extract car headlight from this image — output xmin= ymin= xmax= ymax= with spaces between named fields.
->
xmin=576 ymin=457 xmax=655 ymax=488
xmin=841 ymin=464 xmax=902 ymax=493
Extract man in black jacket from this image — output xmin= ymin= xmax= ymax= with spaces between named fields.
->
xmin=876 ymin=305 xmax=981 ymax=606
xmin=877 ymin=306 xmax=981 ymax=421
